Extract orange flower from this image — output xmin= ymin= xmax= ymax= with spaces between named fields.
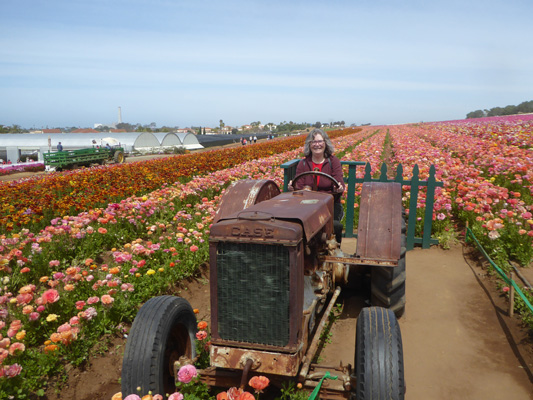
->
xmin=50 ymin=333 xmax=62 ymax=343
xmin=238 ymin=392 xmax=255 ymax=400
xmin=249 ymin=376 xmax=270 ymax=393
xmin=111 ymin=392 xmax=122 ymax=400
xmin=216 ymin=392 xmax=228 ymax=400
xmin=101 ymin=294 xmax=114 ymax=305
xmin=44 ymin=344 xmax=59 ymax=353
xmin=109 ymin=267 xmax=120 ymax=274
xmin=197 ymin=321 xmax=208 ymax=330
xmin=193 ymin=308 xmax=199 ymax=314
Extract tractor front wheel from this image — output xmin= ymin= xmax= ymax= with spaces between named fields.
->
xmin=121 ymin=296 xmax=197 ymax=398
xmin=354 ymin=306 xmax=405 ymax=400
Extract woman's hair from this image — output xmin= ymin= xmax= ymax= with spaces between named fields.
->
xmin=303 ymin=128 xmax=335 ymax=157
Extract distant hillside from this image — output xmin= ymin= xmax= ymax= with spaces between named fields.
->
xmin=467 ymin=100 xmax=533 ymax=119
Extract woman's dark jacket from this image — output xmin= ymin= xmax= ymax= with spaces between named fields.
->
xmin=294 ymin=155 xmax=345 ymax=202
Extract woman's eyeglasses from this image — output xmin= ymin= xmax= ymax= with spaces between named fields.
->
xmin=311 ymin=140 xmax=325 ymax=145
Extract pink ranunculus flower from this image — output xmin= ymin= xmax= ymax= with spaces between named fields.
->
xmin=177 ymin=364 xmax=198 ymax=383
xmin=123 ymin=395 xmax=141 ymax=400
xmin=16 ymin=293 xmax=33 ymax=305
xmin=29 ymin=312 xmax=40 ymax=321
xmin=196 ymin=330 xmax=208 ymax=341
xmin=4 ymin=363 xmax=22 ymax=378
xmin=8 ymin=342 xmax=25 ymax=355
xmin=87 ymin=296 xmax=99 ymax=305
xmin=189 ymin=245 xmax=199 ymax=252
xmin=42 ymin=289 xmax=60 ymax=304
xmin=169 ymin=393 xmax=184 ymax=400
xmin=153 ymin=395 xmax=164 ymax=400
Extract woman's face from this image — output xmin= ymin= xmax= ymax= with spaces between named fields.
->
xmin=310 ymin=133 xmax=326 ymax=158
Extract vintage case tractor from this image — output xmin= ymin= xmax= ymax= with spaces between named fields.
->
xmin=121 ymin=171 xmax=406 ymax=399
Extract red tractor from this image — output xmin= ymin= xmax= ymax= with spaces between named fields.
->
xmin=121 ymin=172 xmax=406 ymax=399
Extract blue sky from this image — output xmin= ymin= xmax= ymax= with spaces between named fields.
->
xmin=1 ymin=0 xmax=532 ymax=128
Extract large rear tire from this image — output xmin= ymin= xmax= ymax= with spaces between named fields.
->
xmin=121 ymin=296 xmax=197 ymax=397
xmin=354 ymin=307 xmax=405 ymax=400
xmin=114 ymin=150 xmax=125 ymax=163
xmin=371 ymin=218 xmax=406 ymax=317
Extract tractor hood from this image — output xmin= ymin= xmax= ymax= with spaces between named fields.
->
xmin=213 ymin=190 xmax=334 ymax=242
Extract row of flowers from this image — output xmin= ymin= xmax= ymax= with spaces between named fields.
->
xmin=0 ymin=130 xmax=358 ymax=235
xmin=387 ymin=122 xmax=532 ymax=264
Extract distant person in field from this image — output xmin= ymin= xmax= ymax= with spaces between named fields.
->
xmin=57 ymin=142 xmax=63 ymax=151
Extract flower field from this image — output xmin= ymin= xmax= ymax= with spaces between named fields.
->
xmin=0 ymin=118 xmax=532 ymax=398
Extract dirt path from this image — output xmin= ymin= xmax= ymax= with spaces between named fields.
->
xmin=45 ymin=241 xmax=533 ymax=400
xmin=323 ymin=241 xmax=533 ymax=399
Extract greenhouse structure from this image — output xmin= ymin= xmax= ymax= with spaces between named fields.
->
xmin=0 ymin=131 xmax=203 ymax=163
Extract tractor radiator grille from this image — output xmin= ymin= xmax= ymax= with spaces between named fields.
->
xmin=216 ymin=242 xmax=290 ymax=347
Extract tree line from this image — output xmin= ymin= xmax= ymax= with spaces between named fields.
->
xmin=466 ymin=100 xmax=533 ymax=119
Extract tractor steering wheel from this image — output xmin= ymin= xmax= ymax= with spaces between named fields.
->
xmin=291 ymin=171 xmax=341 ymax=191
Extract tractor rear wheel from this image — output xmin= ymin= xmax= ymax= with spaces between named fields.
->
xmin=370 ymin=218 xmax=406 ymax=317
xmin=354 ymin=307 xmax=405 ymax=400
xmin=114 ymin=151 xmax=125 ymax=163
xmin=121 ymin=296 xmax=197 ymax=398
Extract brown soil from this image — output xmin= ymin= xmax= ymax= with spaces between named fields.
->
xmin=43 ymin=241 xmax=533 ymax=400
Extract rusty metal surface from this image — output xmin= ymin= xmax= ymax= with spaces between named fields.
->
xmin=322 ymin=255 xmax=398 ymax=267
xmin=213 ymin=179 xmax=281 ymax=224
xmin=210 ymin=345 xmax=303 ymax=376
xmin=209 ymin=218 xmax=303 ymax=245
xmin=217 ymin=190 xmax=334 ymax=242
xmin=355 ymin=182 xmax=402 ymax=261
xmin=302 ymin=378 xmax=352 ymax=400
xmin=299 ymin=287 xmax=342 ymax=381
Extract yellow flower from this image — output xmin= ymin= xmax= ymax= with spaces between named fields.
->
xmin=135 ymin=273 xmax=141 ymax=277
xmin=146 ymin=269 xmax=156 ymax=275
xmin=46 ymin=314 xmax=58 ymax=322
xmin=16 ymin=330 xmax=26 ymax=340
xmin=158 ymin=268 xmax=164 ymax=272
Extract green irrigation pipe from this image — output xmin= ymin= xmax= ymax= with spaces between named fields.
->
xmin=465 ymin=227 xmax=533 ymax=314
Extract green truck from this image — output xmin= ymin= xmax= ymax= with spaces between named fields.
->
xmin=43 ymin=146 xmax=126 ymax=171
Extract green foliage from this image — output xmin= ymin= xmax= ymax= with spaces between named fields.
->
xmin=275 ymin=381 xmax=309 ymax=400
xmin=466 ymin=99 xmax=533 ymax=118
